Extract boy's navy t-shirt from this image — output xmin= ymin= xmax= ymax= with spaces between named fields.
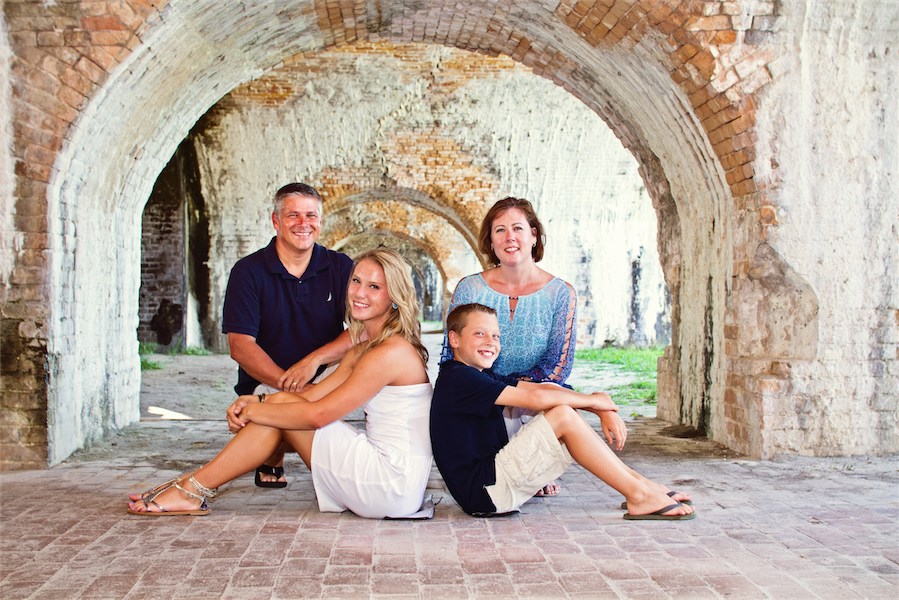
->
xmin=430 ymin=359 xmax=519 ymax=514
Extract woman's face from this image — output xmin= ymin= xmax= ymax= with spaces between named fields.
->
xmin=348 ymin=259 xmax=392 ymax=323
xmin=490 ymin=207 xmax=537 ymax=267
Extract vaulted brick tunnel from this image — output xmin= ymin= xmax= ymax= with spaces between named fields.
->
xmin=2 ymin=0 xmax=896 ymax=468
xmin=138 ymin=41 xmax=665 ymax=356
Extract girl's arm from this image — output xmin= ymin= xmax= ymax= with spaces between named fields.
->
xmin=235 ymin=337 xmax=423 ymax=430
xmin=225 ymin=350 xmax=357 ymax=432
xmin=276 ymin=329 xmax=355 ymax=390
xmin=285 ymin=347 xmax=358 ymax=402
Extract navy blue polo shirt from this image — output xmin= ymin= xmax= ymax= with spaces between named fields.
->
xmin=430 ymin=359 xmax=519 ymax=515
xmin=222 ymin=238 xmax=353 ymax=395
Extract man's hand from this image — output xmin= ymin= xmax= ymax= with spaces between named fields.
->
xmin=226 ymin=395 xmax=257 ymax=433
xmin=278 ymin=355 xmax=321 ymax=392
xmin=600 ymin=410 xmax=627 ymax=451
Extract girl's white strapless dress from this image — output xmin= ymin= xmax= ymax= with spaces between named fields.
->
xmin=310 ymin=382 xmax=433 ymax=518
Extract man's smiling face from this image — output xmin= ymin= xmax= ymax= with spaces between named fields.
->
xmin=272 ymin=193 xmax=321 ymax=255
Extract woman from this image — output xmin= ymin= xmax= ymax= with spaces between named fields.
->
xmin=440 ymin=197 xmax=577 ymax=496
xmin=128 ymin=248 xmax=433 ymax=519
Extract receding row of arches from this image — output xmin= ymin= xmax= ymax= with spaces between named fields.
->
xmin=137 ymin=42 xmax=668 ymax=361
xmin=4 ymin=0 xmax=773 ymax=466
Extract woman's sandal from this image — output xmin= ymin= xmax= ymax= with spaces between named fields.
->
xmin=129 ymin=477 xmax=178 ymax=503
xmin=127 ymin=476 xmax=216 ymax=517
xmin=255 ymin=464 xmax=287 ymax=488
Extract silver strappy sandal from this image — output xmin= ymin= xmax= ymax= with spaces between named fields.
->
xmin=127 ymin=476 xmax=216 ymax=517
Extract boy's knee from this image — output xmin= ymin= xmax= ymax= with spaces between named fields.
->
xmin=544 ymin=405 xmax=578 ymax=431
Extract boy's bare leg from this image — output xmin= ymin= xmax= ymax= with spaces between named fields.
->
xmin=620 ymin=464 xmax=692 ymax=504
xmin=542 ymin=406 xmax=693 ymax=517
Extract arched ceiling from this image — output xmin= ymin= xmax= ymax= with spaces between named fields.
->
xmin=31 ymin=0 xmax=768 ymax=459
xmin=323 ymin=198 xmax=480 ymax=292
xmin=53 ymin=0 xmax=733 ymax=225
xmin=329 ymin=187 xmax=481 ymax=255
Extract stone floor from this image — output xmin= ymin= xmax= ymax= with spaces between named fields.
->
xmin=1 ymin=340 xmax=897 ymax=599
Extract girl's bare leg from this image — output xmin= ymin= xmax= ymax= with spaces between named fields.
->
xmin=257 ymin=394 xmax=316 ymax=482
xmin=129 ymin=423 xmax=291 ymax=513
xmin=542 ymin=406 xmax=693 ymax=517
xmin=281 ymin=428 xmax=315 ymax=468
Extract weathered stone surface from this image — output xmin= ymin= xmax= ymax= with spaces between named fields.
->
xmin=191 ymin=43 xmax=665 ymax=352
xmin=0 ymin=0 xmax=896 ymax=466
xmin=730 ymin=242 xmax=818 ymax=360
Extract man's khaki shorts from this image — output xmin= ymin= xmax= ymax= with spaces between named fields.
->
xmin=485 ymin=412 xmax=573 ymax=513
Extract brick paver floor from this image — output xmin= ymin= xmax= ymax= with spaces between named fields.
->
xmin=1 ymin=415 xmax=897 ymax=599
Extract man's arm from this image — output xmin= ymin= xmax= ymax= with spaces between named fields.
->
xmin=277 ymin=329 xmax=354 ymax=391
xmin=228 ymin=332 xmax=286 ymax=390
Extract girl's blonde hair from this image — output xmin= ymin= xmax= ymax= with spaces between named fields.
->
xmin=346 ymin=248 xmax=429 ymax=367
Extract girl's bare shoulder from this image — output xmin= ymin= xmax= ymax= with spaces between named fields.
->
xmin=357 ymin=335 xmax=427 ymax=384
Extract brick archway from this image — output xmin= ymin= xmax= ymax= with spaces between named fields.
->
xmin=4 ymin=0 xmax=818 ymax=466
xmin=323 ymin=190 xmax=482 ymax=290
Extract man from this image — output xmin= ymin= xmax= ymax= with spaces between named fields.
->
xmin=222 ymin=183 xmax=354 ymax=486
xmin=431 ymin=303 xmax=695 ymax=520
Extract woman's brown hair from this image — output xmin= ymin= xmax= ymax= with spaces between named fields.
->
xmin=477 ymin=197 xmax=546 ymax=265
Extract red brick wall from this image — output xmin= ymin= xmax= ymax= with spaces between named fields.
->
xmin=1 ymin=0 xmax=797 ymax=466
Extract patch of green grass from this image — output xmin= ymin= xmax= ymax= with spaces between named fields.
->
xmin=160 ymin=345 xmax=212 ymax=356
xmin=575 ymin=346 xmax=664 ymax=375
xmin=608 ymin=380 xmax=658 ymax=404
xmin=420 ymin=320 xmax=443 ymax=333
xmin=140 ymin=357 xmax=163 ymax=371
xmin=138 ymin=341 xmax=158 ymax=355
xmin=576 ymin=345 xmax=664 ymax=408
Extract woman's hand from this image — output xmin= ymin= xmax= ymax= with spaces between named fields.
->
xmin=226 ymin=395 xmax=257 ymax=433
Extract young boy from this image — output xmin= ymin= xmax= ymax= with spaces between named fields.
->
xmin=431 ymin=303 xmax=694 ymax=520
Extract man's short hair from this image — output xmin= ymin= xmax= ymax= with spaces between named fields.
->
xmin=273 ymin=183 xmax=323 ymax=214
xmin=446 ymin=303 xmax=498 ymax=336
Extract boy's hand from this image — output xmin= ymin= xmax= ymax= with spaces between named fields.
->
xmin=590 ymin=391 xmax=617 ymax=411
xmin=600 ymin=411 xmax=627 ymax=450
